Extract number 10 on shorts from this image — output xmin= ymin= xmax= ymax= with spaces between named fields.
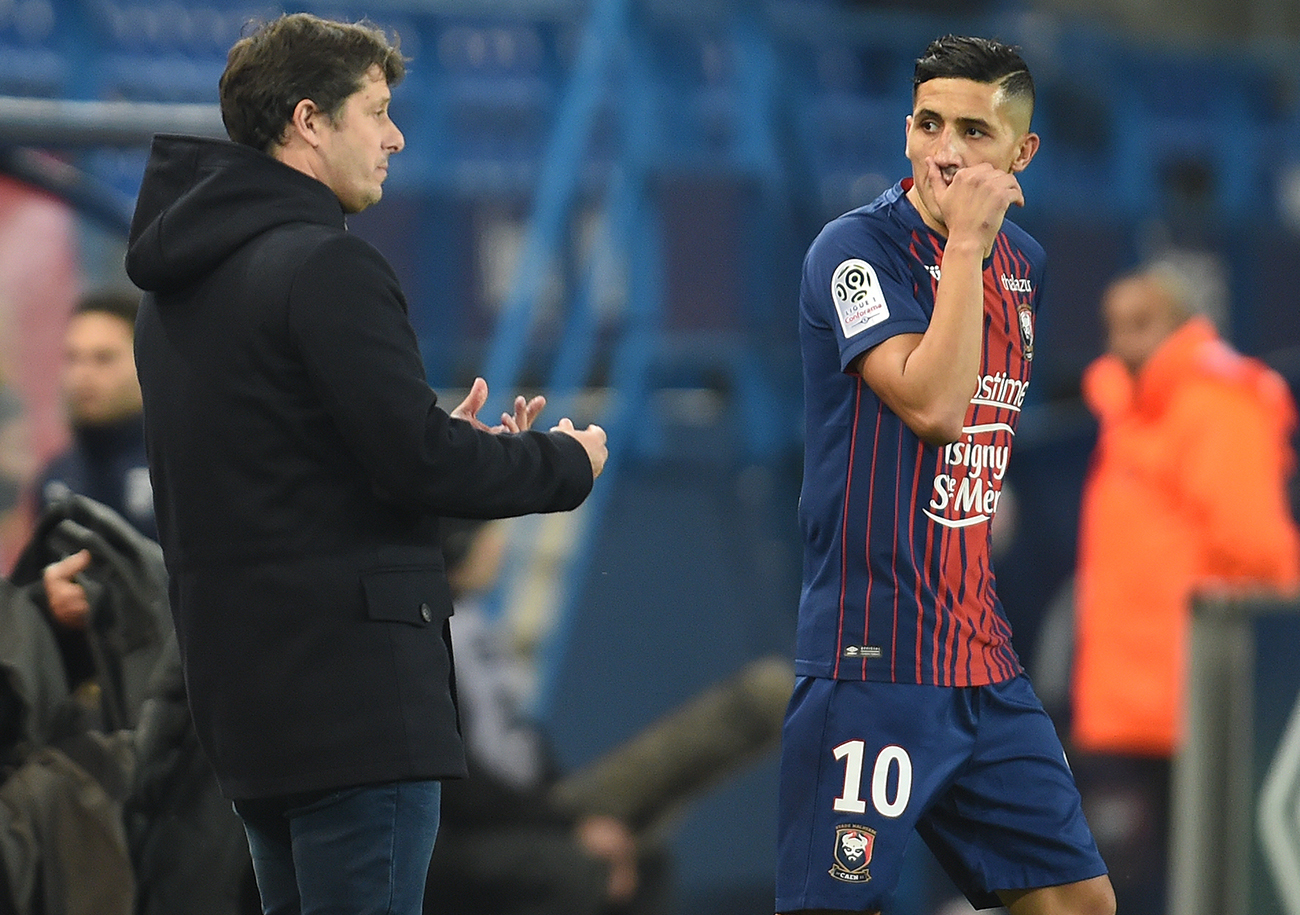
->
xmin=832 ymin=740 xmax=913 ymax=818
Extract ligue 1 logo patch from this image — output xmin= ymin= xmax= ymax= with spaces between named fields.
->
xmin=1017 ymin=302 xmax=1034 ymax=362
xmin=829 ymin=824 xmax=875 ymax=883
xmin=831 ymin=258 xmax=889 ymax=339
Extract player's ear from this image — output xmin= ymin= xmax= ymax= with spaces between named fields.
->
xmin=1010 ymin=132 xmax=1039 ymax=174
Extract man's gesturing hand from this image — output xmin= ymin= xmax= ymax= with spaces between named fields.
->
xmin=451 ymin=377 xmax=606 ymax=477
xmin=451 ymin=377 xmax=546 ymax=433
xmin=551 ymin=418 xmax=607 ymax=479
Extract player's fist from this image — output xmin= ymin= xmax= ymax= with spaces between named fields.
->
xmin=552 ymin=418 xmax=607 ymax=479
xmin=928 ymin=158 xmax=1023 ymax=256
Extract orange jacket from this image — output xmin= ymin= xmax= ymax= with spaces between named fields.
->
xmin=1072 ymin=317 xmax=1300 ymax=757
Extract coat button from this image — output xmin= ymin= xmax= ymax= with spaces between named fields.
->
xmin=419 ymin=602 xmax=433 ymax=622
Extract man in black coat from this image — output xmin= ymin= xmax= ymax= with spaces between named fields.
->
xmin=123 ymin=13 xmax=606 ymax=915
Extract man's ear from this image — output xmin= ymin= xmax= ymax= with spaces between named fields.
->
xmin=1010 ymin=131 xmax=1040 ymax=174
xmin=287 ymin=98 xmax=325 ymax=149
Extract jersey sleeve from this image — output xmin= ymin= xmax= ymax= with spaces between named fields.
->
xmin=800 ymin=215 xmax=931 ymax=374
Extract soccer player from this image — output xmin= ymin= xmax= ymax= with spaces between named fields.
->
xmin=775 ymin=36 xmax=1115 ymax=915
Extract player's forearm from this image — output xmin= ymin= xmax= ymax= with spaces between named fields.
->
xmin=897 ymin=239 xmax=985 ymax=443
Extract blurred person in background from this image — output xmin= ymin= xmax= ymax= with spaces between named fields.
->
xmin=123 ymin=12 xmax=606 ymax=915
xmin=0 ymin=382 xmax=33 ymax=571
xmin=32 ymin=291 xmax=152 ymax=538
xmin=428 ymin=518 xmax=790 ymax=915
xmin=1071 ymin=256 xmax=1300 ymax=915
xmin=29 ymin=291 xmax=153 ymax=633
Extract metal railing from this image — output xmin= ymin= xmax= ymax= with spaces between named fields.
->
xmin=1171 ymin=592 xmax=1300 ymax=915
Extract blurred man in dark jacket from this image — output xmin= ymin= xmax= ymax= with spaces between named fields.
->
xmin=34 ymin=292 xmax=154 ymax=636
xmin=34 ymin=292 xmax=153 ymax=542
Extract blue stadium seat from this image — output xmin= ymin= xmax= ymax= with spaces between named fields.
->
xmin=417 ymin=17 xmax=565 ymax=193
xmin=0 ymin=0 xmax=69 ymax=97
xmin=97 ymin=52 xmax=222 ymax=102
xmin=1108 ymin=47 xmax=1274 ymax=219
xmin=1027 ymin=74 xmax=1121 ymax=213
xmin=0 ymin=43 xmax=68 ymax=96
xmin=771 ymin=29 xmax=914 ymax=217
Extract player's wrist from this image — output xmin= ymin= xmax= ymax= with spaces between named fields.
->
xmin=941 ymin=235 xmax=986 ymax=260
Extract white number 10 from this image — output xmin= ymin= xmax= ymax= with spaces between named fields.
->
xmin=831 ymin=740 xmax=913 ymax=818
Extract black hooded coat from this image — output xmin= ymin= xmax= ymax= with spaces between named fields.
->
xmin=124 ymin=135 xmax=593 ymax=799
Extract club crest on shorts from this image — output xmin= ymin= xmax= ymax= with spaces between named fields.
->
xmin=829 ymin=824 xmax=875 ymax=882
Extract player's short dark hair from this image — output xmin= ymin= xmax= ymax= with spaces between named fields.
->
xmin=220 ymin=12 xmax=407 ymax=153
xmin=74 ymin=291 xmax=139 ymax=329
xmin=913 ymin=35 xmax=1034 ymax=115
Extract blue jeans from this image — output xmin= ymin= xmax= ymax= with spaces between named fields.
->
xmin=234 ymin=780 xmax=441 ymax=915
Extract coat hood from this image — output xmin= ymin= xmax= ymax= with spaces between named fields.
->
xmin=126 ymin=135 xmax=345 ymax=293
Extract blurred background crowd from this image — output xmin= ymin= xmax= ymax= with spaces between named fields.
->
xmin=1 ymin=0 xmax=1299 ymax=913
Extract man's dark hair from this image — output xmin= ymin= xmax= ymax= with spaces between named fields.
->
xmin=75 ymin=291 xmax=139 ymax=328
xmin=913 ymin=35 xmax=1034 ymax=113
xmin=219 ymin=12 xmax=407 ymax=153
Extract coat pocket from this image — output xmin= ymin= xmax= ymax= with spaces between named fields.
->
xmin=360 ymin=567 xmax=454 ymax=627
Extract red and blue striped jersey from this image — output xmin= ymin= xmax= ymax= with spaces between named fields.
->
xmin=796 ymin=179 xmax=1042 ymax=687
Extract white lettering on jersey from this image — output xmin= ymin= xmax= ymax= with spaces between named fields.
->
xmin=924 ymin=378 xmax=1026 ymax=529
xmin=831 ymin=259 xmax=889 ymax=338
xmin=971 ymin=372 xmax=1029 ymax=412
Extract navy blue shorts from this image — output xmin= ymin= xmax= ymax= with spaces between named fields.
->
xmin=775 ymin=674 xmax=1107 ymax=912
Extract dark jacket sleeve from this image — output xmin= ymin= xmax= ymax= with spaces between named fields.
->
xmin=287 ymin=234 xmax=593 ymax=519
